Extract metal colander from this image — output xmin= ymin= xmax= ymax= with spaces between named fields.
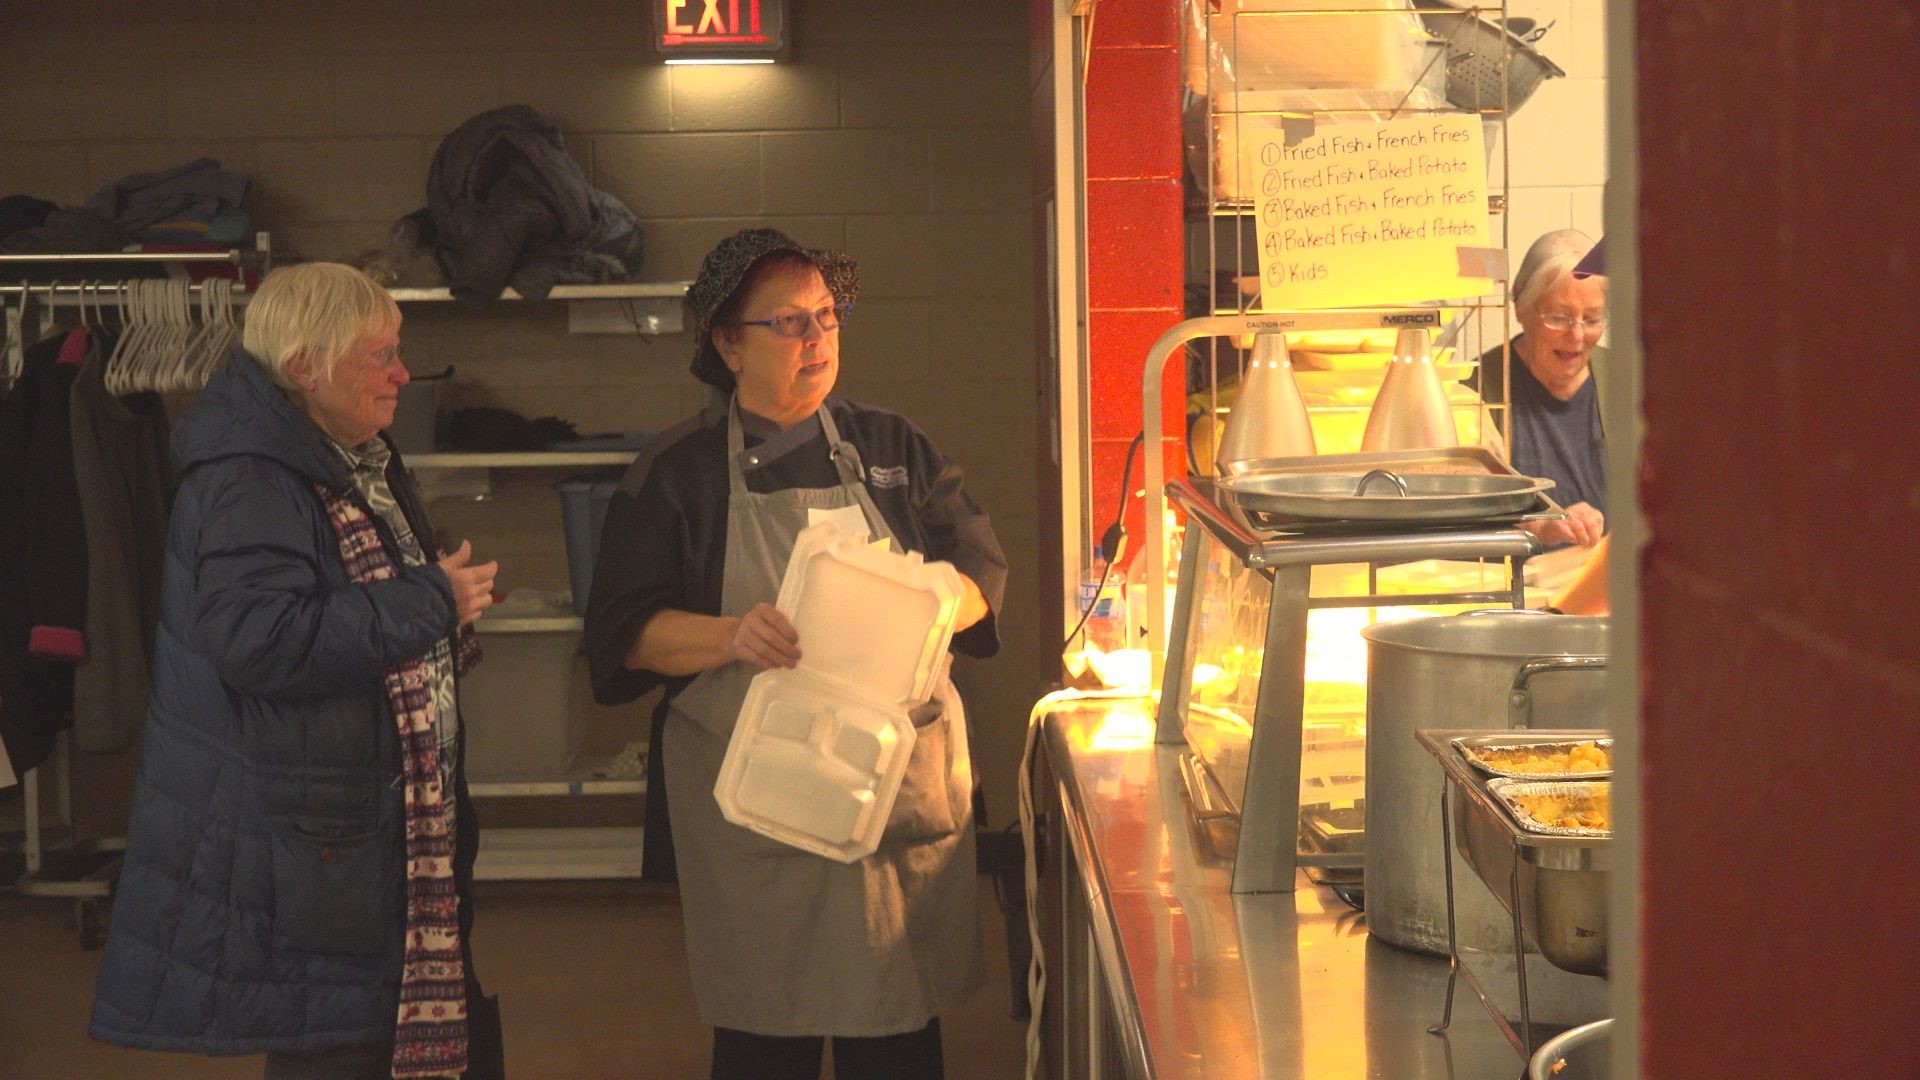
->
xmin=1415 ymin=1 xmax=1567 ymax=113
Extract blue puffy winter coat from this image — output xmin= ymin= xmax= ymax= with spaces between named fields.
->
xmin=89 ymin=349 xmax=478 ymax=1055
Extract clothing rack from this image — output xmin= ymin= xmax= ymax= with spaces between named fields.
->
xmin=2 ymin=277 xmax=249 ymax=392
xmin=0 ymin=243 xmax=266 ymax=385
xmin=3 ymin=733 xmax=121 ymax=949
xmin=0 ymin=257 xmax=246 ymax=943
xmin=0 ymin=249 xmax=253 ymax=266
xmin=0 ymin=279 xmax=254 ymax=299
xmin=0 ymin=232 xmax=270 ymax=273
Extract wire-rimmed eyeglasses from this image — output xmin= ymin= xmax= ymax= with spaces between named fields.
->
xmin=1537 ymin=313 xmax=1608 ymax=333
xmin=737 ymin=302 xmax=852 ymax=339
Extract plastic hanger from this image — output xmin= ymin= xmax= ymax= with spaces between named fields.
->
xmin=104 ymin=280 xmax=148 ymax=396
xmin=2 ymin=282 xmax=23 ymax=384
xmin=172 ymin=280 xmax=211 ymax=392
xmin=175 ymin=278 xmax=221 ymax=392
xmin=130 ymin=280 xmax=172 ymax=393
xmin=197 ymin=278 xmax=237 ymax=388
xmin=157 ymin=279 xmax=196 ymax=392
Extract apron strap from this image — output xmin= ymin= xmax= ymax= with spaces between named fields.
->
xmin=723 ymin=397 xmax=894 ymax=549
xmin=818 ymin=406 xmax=892 ymax=548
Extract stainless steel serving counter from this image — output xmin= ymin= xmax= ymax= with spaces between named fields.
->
xmin=1034 ymin=696 xmax=1535 ymax=1079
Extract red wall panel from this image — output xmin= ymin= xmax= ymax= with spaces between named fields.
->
xmin=1084 ymin=47 xmax=1183 ymax=181
xmin=1084 ymin=179 xmax=1184 ymax=310
xmin=1081 ymin=0 xmax=1184 ymax=575
xmin=1637 ymin=3 xmax=1920 ymax=1075
xmin=1086 ymin=0 xmax=1181 ymax=50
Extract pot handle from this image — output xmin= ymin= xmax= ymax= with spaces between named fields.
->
xmin=1508 ymin=655 xmax=1608 ymax=728
xmin=1355 ymin=469 xmax=1409 ymax=497
xmin=1178 ymin=752 xmax=1236 ymax=822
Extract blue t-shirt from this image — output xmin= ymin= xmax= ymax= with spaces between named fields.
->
xmin=1474 ymin=338 xmax=1607 ymax=521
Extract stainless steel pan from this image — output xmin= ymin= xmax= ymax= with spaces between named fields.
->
xmin=1220 ymin=467 xmax=1554 ymax=521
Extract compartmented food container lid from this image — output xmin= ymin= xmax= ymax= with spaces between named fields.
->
xmin=716 ymin=521 xmax=964 ymax=862
xmin=773 ymin=520 xmax=962 ymax=706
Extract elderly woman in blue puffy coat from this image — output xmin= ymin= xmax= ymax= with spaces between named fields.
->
xmin=89 ymin=263 xmax=504 ymax=1079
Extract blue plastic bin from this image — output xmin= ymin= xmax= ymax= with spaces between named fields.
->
xmin=554 ymin=473 xmax=621 ymax=616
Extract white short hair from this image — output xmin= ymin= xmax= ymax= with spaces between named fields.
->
xmin=241 ymin=263 xmax=400 ymax=389
xmin=1513 ymin=229 xmax=1606 ymax=315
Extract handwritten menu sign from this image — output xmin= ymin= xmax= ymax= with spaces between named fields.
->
xmin=1246 ymin=113 xmax=1495 ymax=309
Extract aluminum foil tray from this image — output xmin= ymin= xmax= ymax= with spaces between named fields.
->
xmin=1454 ymin=736 xmax=1613 ymax=780
xmin=1487 ymin=778 xmax=1612 ymax=838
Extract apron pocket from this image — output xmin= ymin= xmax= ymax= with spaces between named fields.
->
xmin=269 ymin=819 xmax=399 ymax=958
xmin=882 ymin=711 xmax=960 ymax=845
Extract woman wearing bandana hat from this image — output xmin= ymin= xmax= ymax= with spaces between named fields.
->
xmin=584 ymin=228 xmax=1008 ymax=1079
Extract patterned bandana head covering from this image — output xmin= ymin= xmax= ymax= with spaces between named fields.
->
xmin=686 ymin=227 xmax=859 ymax=391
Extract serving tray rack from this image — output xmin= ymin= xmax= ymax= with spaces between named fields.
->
xmin=1417 ymin=728 xmax=1612 ymax=1062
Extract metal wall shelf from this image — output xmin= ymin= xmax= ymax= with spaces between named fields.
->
xmin=475 ymin=615 xmax=584 ymax=634
xmin=472 ymin=826 xmax=645 ymax=881
xmin=468 ymin=749 xmax=646 ymax=799
xmin=387 ymin=281 xmax=690 ymax=302
xmin=382 ymin=280 xmax=667 ymax=881
xmin=407 ymin=451 xmax=638 ymax=469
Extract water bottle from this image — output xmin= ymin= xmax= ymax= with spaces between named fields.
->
xmin=1079 ymin=546 xmax=1124 ymax=653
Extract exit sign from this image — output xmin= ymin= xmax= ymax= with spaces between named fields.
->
xmin=654 ymin=0 xmax=789 ymax=63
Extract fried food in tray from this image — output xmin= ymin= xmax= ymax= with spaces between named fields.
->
xmin=1457 ymin=738 xmax=1611 ymax=779
xmin=1486 ymin=778 xmax=1612 ymax=837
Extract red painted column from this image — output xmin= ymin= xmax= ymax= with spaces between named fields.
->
xmin=1637 ymin=4 xmax=1920 ymax=1075
xmin=1082 ymin=0 xmax=1184 ymax=566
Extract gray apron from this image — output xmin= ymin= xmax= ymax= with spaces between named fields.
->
xmin=663 ymin=400 xmax=983 ymax=1037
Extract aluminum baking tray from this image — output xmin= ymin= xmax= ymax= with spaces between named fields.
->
xmin=1221 ymin=445 xmax=1521 ymax=479
xmin=1219 ymin=469 xmax=1554 ymax=521
xmin=1487 ymin=778 xmax=1612 ymax=839
xmin=1454 ymin=735 xmax=1613 ymax=780
xmin=1417 ymin=729 xmax=1611 ymax=977
xmin=1216 ymin=447 xmax=1564 ymax=530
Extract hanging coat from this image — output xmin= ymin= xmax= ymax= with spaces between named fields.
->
xmin=0 ymin=329 xmax=91 ymax=774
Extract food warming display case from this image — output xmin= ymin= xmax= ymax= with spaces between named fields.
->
xmin=1152 ymin=454 xmax=1556 ymax=894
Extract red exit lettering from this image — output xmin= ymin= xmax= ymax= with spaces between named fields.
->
xmin=662 ymin=0 xmax=766 ymax=43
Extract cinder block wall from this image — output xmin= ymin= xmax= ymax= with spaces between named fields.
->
xmin=0 ymin=1 xmax=1041 ymax=829
xmin=1497 ymin=0 xmax=1609 ymax=247
xmin=1476 ymin=0 xmax=1610 ymax=357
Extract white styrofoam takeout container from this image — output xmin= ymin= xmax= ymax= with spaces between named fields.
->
xmin=714 ymin=521 xmax=963 ymax=862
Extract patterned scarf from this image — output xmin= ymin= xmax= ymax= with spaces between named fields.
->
xmin=315 ymin=482 xmax=481 ymax=1079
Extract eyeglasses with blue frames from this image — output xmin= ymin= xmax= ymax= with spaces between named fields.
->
xmin=1536 ymin=313 xmax=1608 ymax=333
xmin=736 ymin=301 xmax=852 ymax=339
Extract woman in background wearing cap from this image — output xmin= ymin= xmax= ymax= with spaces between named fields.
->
xmin=1472 ymin=228 xmax=1611 ymax=577
xmin=584 ymin=228 xmax=1006 ymax=1078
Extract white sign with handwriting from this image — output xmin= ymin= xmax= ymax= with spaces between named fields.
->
xmin=1247 ymin=113 xmax=1496 ymax=309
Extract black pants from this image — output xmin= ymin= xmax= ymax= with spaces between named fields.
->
xmin=711 ymin=1018 xmax=943 ymax=1080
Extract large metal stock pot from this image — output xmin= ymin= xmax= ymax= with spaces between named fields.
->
xmin=1360 ymin=609 xmax=1608 ymax=955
